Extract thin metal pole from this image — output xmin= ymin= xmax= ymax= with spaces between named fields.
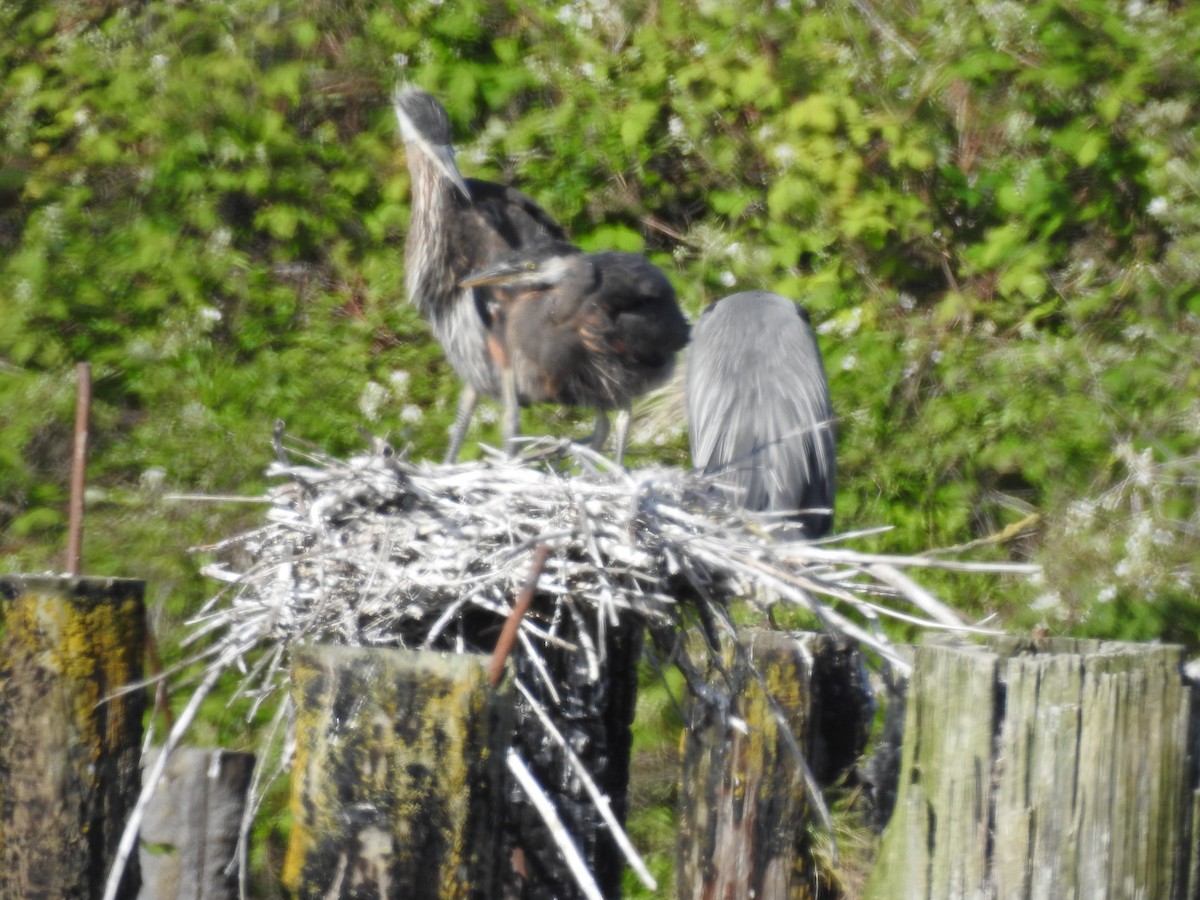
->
xmin=488 ymin=543 xmax=551 ymax=686
xmin=66 ymin=362 xmax=91 ymax=576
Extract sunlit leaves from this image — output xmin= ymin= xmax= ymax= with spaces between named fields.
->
xmin=619 ymin=100 xmax=661 ymax=152
xmin=1 ymin=0 xmax=1199 ymax=646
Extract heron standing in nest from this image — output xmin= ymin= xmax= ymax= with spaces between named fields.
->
xmin=460 ymin=240 xmax=689 ymax=465
xmin=685 ymin=290 xmax=836 ymax=538
xmin=393 ymin=87 xmax=567 ymax=462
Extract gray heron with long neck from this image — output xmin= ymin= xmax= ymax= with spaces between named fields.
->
xmin=393 ymin=87 xmax=567 ymax=462
xmin=685 ymin=290 xmax=836 ymax=538
xmin=460 ymin=240 xmax=689 ymax=465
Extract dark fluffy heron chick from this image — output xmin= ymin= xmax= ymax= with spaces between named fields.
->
xmin=460 ymin=240 xmax=690 ymax=464
xmin=392 ymin=86 xmax=567 ymax=462
xmin=685 ymin=291 xmax=835 ymax=537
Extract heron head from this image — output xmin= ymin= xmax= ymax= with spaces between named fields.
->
xmin=392 ymin=86 xmax=470 ymax=199
xmin=459 ymin=241 xmax=582 ymax=291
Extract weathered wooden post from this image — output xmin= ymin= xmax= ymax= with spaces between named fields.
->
xmin=282 ymin=645 xmax=514 ymax=899
xmin=504 ymin=608 xmax=643 ymax=899
xmin=866 ymin=637 xmax=1194 ymax=900
xmin=137 ymin=747 xmax=256 ymax=900
xmin=0 ymin=574 xmax=146 ymax=899
xmin=677 ymin=630 xmax=872 ymax=900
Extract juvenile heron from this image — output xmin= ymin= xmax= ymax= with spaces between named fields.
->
xmin=685 ymin=291 xmax=835 ymax=537
xmin=460 ymin=240 xmax=690 ymax=464
xmin=393 ymin=87 xmax=567 ymax=462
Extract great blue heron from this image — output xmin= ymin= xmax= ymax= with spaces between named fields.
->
xmin=459 ymin=240 xmax=690 ymax=464
xmin=685 ymin=290 xmax=835 ymax=537
xmin=392 ymin=86 xmax=568 ymax=462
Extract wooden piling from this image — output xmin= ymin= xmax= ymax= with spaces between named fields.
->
xmin=137 ymin=748 xmax=255 ymax=900
xmin=866 ymin=637 xmax=1193 ymax=900
xmin=282 ymin=645 xmax=514 ymax=899
xmin=0 ymin=574 xmax=146 ymax=899
xmin=504 ymin=606 xmax=643 ymax=899
xmin=677 ymin=630 xmax=872 ymax=900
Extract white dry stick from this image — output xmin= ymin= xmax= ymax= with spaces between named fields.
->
xmin=801 ymin=545 xmax=1042 ymax=575
xmin=854 ymin=597 xmax=1000 ymax=635
xmin=867 ymin=562 xmax=980 ymax=629
xmin=507 ymin=749 xmax=606 ymax=900
xmin=238 ymin=695 xmax=293 ymax=899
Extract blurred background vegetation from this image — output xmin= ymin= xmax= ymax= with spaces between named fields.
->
xmin=3 ymin=0 xmax=1199 ymax=893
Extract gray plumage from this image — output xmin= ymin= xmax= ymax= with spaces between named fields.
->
xmin=685 ymin=290 xmax=835 ymax=537
xmin=393 ymin=87 xmax=567 ymax=461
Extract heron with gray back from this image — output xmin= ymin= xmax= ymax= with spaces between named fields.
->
xmin=685 ymin=290 xmax=836 ymax=538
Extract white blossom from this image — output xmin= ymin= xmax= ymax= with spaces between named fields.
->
xmin=389 ymin=370 xmax=411 ymax=396
xmin=358 ymin=381 xmax=387 ymax=422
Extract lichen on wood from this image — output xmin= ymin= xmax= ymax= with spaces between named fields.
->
xmin=282 ymin=645 xmax=513 ymax=900
xmin=0 ymin=574 xmax=146 ymax=900
xmin=677 ymin=630 xmax=872 ymax=900
xmin=866 ymin=637 xmax=1193 ymax=900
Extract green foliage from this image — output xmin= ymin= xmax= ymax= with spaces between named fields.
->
xmin=624 ymin=660 xmax=685 ymax=897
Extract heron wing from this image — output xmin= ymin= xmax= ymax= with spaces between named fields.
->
xmin=453 ymin=180 xmax=568 ymax=352
xmin=685 ymin=292 xmax=835 ymax=535
xmin=586 ymin=253 xmax=689 ymax=360
xmin=465 ymin=178 xmax=567 ymax=250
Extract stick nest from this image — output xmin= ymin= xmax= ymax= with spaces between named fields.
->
xmin=192 ymin=435 xmax=1028 ymax=690
xmin=121 ymin=434 xmax=1034 ymax=900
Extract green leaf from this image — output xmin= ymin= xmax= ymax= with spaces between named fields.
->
xmin=1074 ymin=132 xmax=1106 ymax=167
xmin=10 ymin=507 xmax=64 ymax=536
xmin=578 ymin=224 xmax=644 ymax=253
xmin=493 ymin=37 xmax=520 ymax=65
xmin=291 ymin=18 xmax=319 ymax=49
xmin=786 ymin=94 xmax=839 ymax=133
xmin=619 ymin=101 xmax=660 ymax=150
xmin=257 ymin=204 xmax=299 ymax=240
xmin=766 ymin=176 xmax=814 ymax=219
xmin=999 ymin=268 xmax=1049 ymax=302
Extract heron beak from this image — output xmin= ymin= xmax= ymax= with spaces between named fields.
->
xmin=422 ymin=141 xmax=471 ymax=200
xmin=459 ymin=260 xmax=527 ymax=290
xmin=392 ymin=97 xmax=471 ymax=200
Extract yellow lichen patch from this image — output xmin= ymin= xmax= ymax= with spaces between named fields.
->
xmin=0 ymin=576 xmax=145 ymax=896
xmin=283 ymin=646 xmax=512 ymax=898
xmin=281 ymin=657 xmax=325 ymax=891
xmin=12 ymin=585 xmax=144 ymax=766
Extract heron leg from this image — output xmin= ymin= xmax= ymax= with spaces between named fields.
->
xmin=611 ymin=406 xmax=632 ymax=467
xmin=444 ymin=386 xmax=478 ymax=464
xmin=500 ymin=366 xmax=521 ymax=455
xmin=587 ymin=411 xmax=610 ymax=454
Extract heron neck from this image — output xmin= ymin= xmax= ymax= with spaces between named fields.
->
xmin=404 ymin=153 xmax=460 ymax=321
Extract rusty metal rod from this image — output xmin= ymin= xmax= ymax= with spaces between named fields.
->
xmin=488 ymin=543 xmax=552 ymax=686
xmin=66 ymin=362 xmax=91 ymax=576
